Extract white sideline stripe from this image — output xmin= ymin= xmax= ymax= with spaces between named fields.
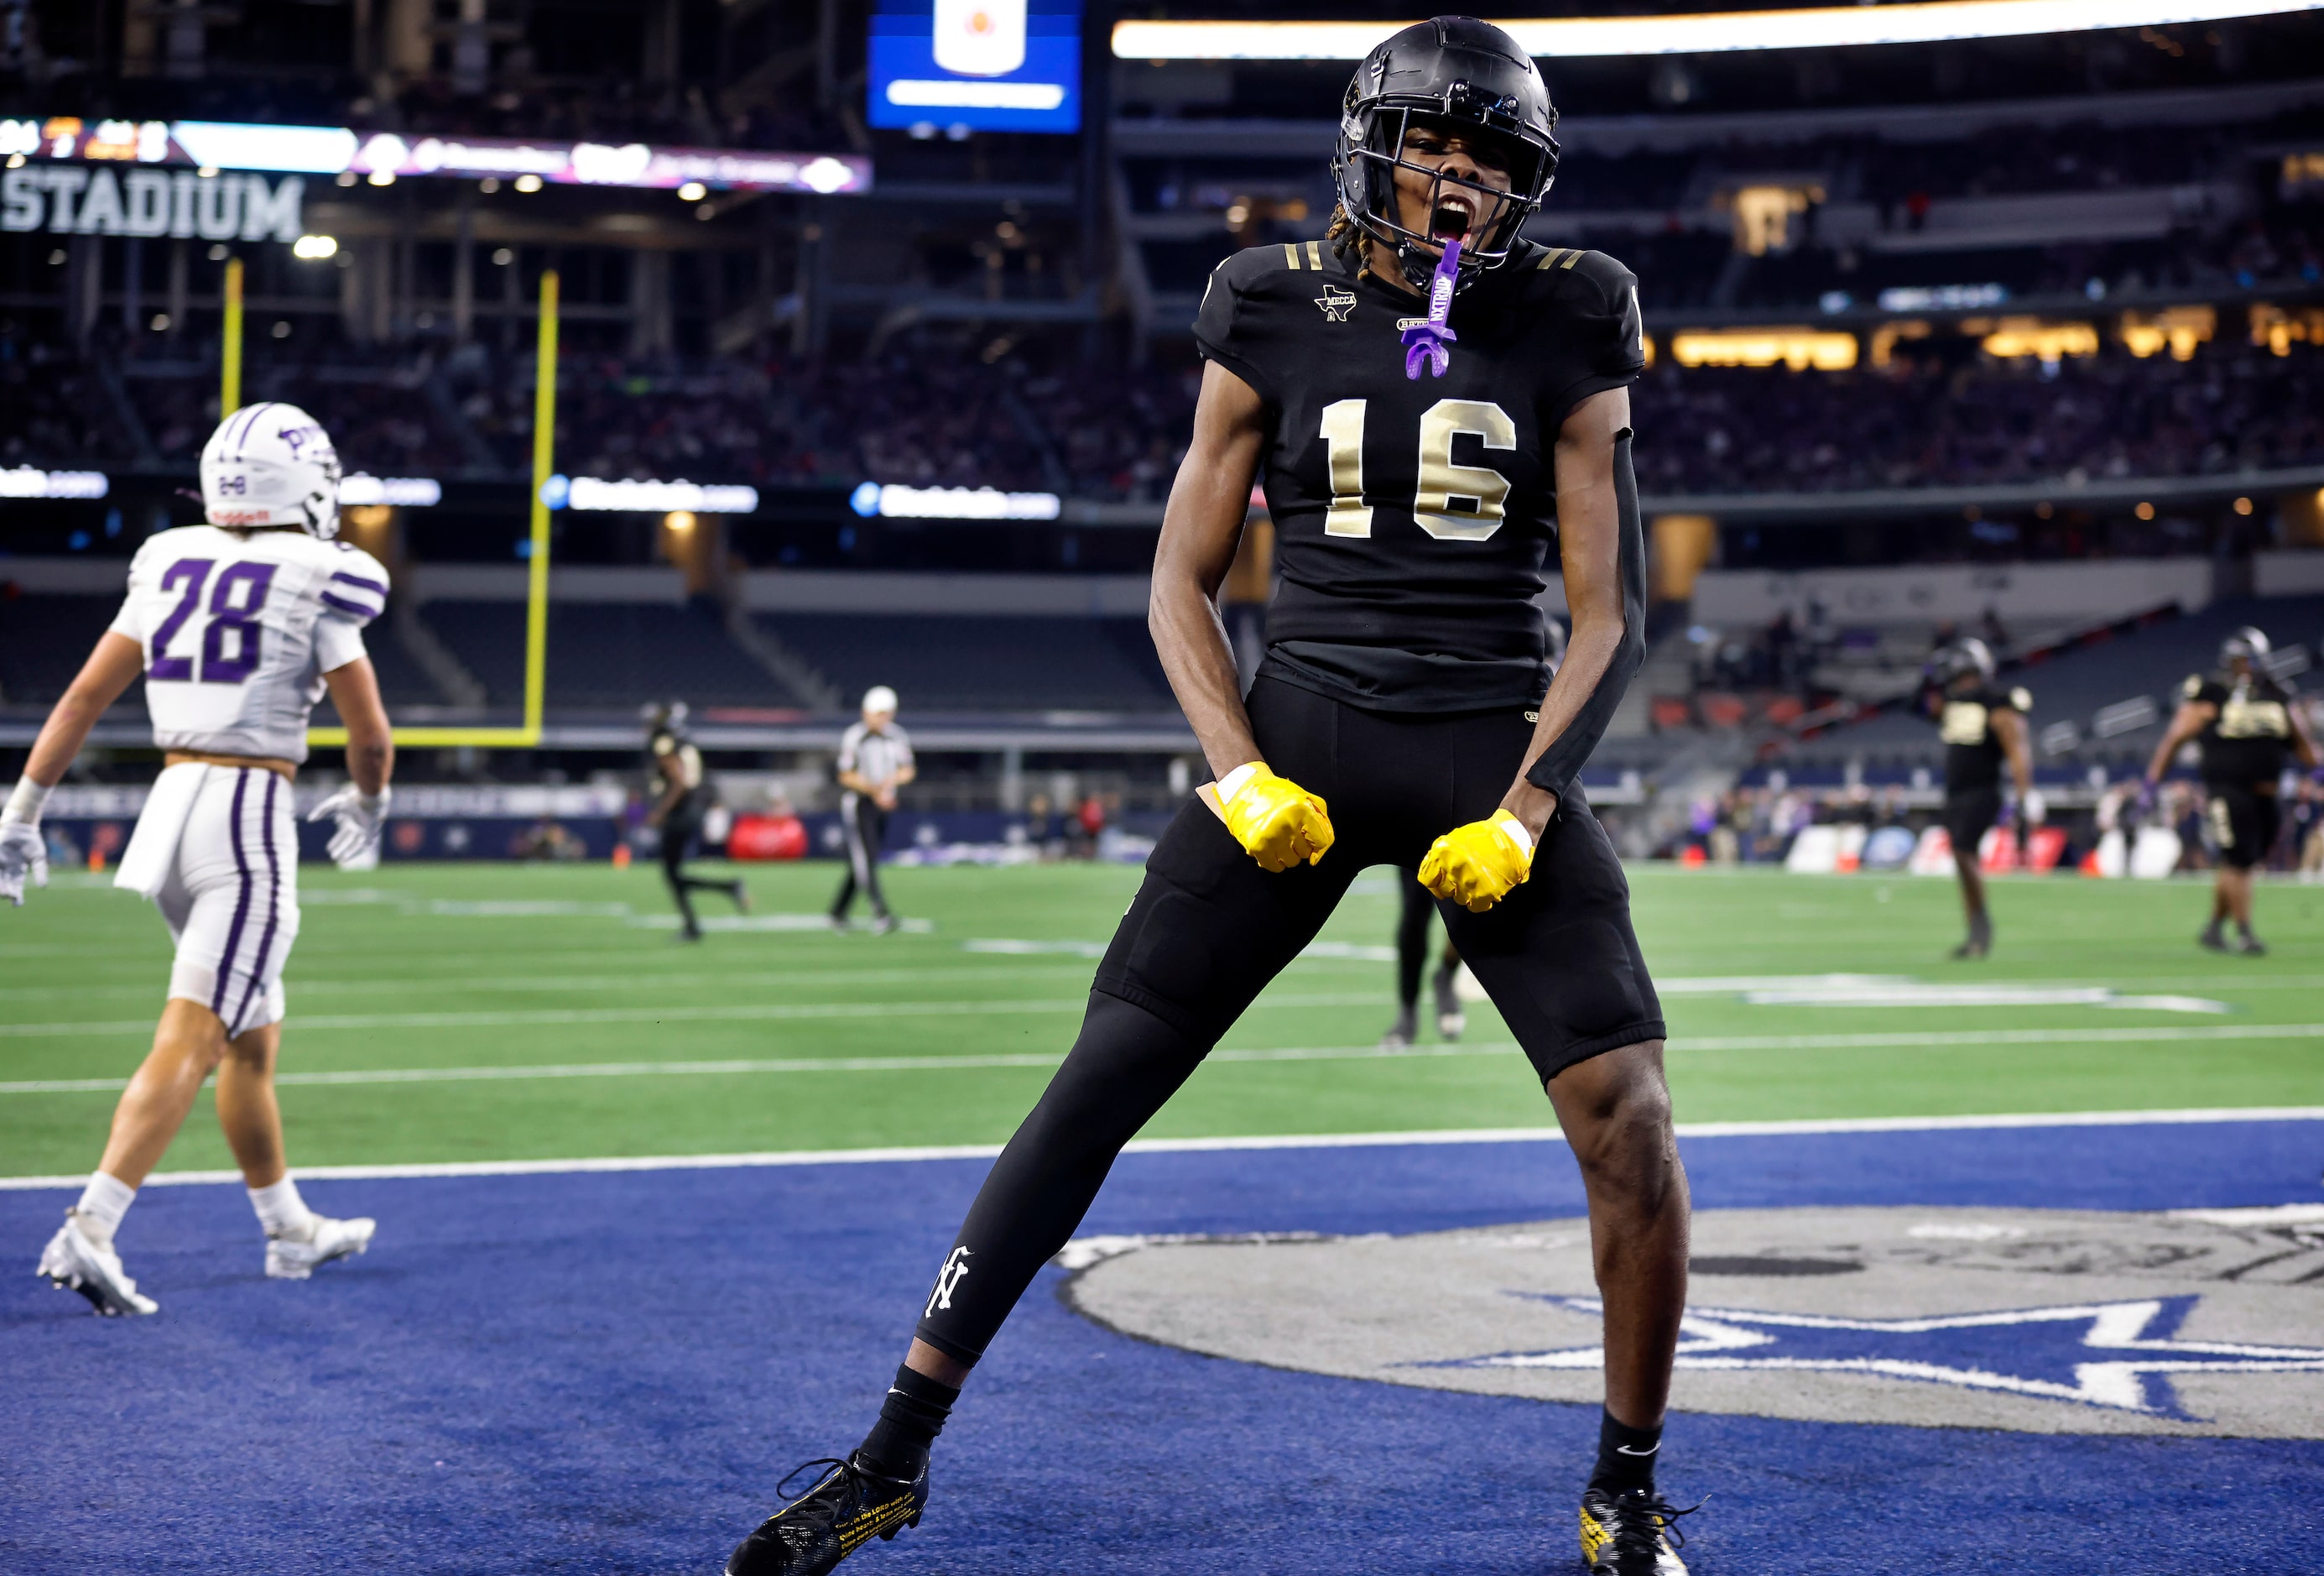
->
xmin=3 ymin=1106 xmax=2320 ymax=1192
xmin=11 ymin=1020 xmax=2324 ymax=1095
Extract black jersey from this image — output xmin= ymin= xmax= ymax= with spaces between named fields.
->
xmin=1935 ymin=684 xmax=2029 ymax=793
xmin=1194 ymin=237 xmax=1645 ymax=712
xmin=2185 ymin=671 xmax=2297 ymax=785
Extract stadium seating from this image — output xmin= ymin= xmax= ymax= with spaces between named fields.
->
xmin=753 ymin=612 xmax=1175 ymax=713
xmin=419 ymin=598 xmax=795 ymax=711
xmin=1633 ymin=341 xmax=2324 ymax=493
xmin=0 ymin=592 xmax=127 ymax=705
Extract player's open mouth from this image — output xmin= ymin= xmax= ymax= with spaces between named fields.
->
xmin=1429 ymin=196 xmax=1473 ymax=240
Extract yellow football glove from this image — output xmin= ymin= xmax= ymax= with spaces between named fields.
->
xmin=1216 ymin=762 xmax=1335 ymax=873
xmin=1419 ymin=809 xmax=1535 ymax=912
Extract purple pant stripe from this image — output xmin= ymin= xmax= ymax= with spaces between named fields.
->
xmin=210 ymin=769 xmax=255 ymax=1020
xmin=231 ymin=773 xmax=284 ymax=1035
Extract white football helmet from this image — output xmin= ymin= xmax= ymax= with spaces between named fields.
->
xmin=201 ymin=402 xmax=343 ymax=539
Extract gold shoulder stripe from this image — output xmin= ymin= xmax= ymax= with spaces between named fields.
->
xmin=1306 ymin=239 xmax=1323 ymax=269
xmin=1283 ymin=242 xmax=1302 ymax=269
xmin=1559 ymin=248 xmax=1583 ymax=269
xmin=1536 ymin=248 xmax=1564 ymax=269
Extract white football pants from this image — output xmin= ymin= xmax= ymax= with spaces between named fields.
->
xmin=149 ymin=765 xmax=301 ymax=1036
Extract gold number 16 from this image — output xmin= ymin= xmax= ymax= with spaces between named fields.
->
xmin=1318 ymin=397 xmax=1516 ymax=542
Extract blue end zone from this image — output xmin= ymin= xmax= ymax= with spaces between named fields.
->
xmin=4 ymin=1120 xmax=2320 ymax=1573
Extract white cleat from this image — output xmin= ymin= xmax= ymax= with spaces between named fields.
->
xmin=37 ymin=1211 xmax=159 ymax=1316
xmin=265 ymin=1214 xmax=376 ymax=1281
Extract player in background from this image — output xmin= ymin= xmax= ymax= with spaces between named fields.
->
xmin=830 ymin=686 xmax=913 ymax=934
xmin=1383 ymin=879 xmax=1466 ymax=1046
xmin=1921 ymin=638 xmax=2038 ymax=959
xmin=1386 ymin=618 xmax=1561 ymax=1045
xmin=726 ymin=20 xmax=1691 ymax=1575
xmin=2144 ymin=627 xmax=2318 ymax=954
xmin=645 ymin=700 xmax=748 ymax=942
xmin=2 ymin=404 xmax=390 ymax=1316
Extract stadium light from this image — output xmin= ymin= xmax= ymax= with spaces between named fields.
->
xmin=290 ymin=234 xmax=337 ymax=260
xmin=1111 ymin=3 xmax=2324 ymax=60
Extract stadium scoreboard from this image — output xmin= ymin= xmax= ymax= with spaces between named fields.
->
xmin=869 ymin=0 xmax=1083 ymax=135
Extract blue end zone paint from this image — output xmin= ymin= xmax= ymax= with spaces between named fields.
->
xmin=4 ymin=1120 xmax=2321 ymax=1573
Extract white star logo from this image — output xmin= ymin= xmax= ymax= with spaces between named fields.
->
xmin=1433 ymin=1295 xmax=2324 ymax=1417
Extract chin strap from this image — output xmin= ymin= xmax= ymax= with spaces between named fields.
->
xmin=1400 ymin=234 xmax=1462 ymax=379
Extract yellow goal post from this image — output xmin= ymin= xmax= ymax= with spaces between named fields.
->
xmin=306 ymin=269 xmax=560 ymax=749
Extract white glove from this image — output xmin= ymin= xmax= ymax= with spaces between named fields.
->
xmin=2023 ymin=789 xmax=2047 ymax=827
xmin=308 ymin=785 xmax=392 ymax=871
xmin=0 ymin=820 xmax=47 ymax=906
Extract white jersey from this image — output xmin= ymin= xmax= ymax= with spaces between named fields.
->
xmin=107 ymin=524 xmax=387 ymax=764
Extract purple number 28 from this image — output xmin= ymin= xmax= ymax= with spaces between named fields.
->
xmin=149 ymin=557 xmax=275 ymax=685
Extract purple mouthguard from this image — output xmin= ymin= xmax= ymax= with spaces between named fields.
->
xmin=1400 ymin=233 xmax=1462 ymax=379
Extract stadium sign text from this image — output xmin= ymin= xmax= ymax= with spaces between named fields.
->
xmin=539 ymin=475 xmax=760 ymax=514
xmin=0 ymin=467 xmax=107 ymax=499
xmin=0 ymin=117 xmax=870 ymax=196
xmin=851 ymin=482 xmax=1064 ymax=520
xmin=338 ymin=475 xmax=443 ymax=508
xmin=1 ymin=167 xmax=301 ymax=241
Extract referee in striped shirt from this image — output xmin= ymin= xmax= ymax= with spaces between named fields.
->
xmin=831 ymin=686 xmax=914 ymax=933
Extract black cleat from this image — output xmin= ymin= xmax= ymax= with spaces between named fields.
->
xmin=2199 ymin=922 xmax=2229 ymax=952
xmin=2233 ymin=930 xmax=2268 ymax=957
xmin=1381 ymin=1004 xmax=1418 ymax=1048
xmin=1950 ymin=913 xmax=1992 ymax=960
xmin=1580 ymin=1486 xmax=1698 ymax=1574
xmin=727 ymin=1453 xmax=927 ymax=1576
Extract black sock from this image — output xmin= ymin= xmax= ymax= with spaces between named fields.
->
xmin=858 ymin=1364 xmax=960 ymax=1479
xmin=1589 ymin=1408 xmax=1662 ymax=1496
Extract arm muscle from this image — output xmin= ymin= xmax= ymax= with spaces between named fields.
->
xmin=1150 ymin=361 xmax=1271 ymax=779
xmin=23 ymin=633 xmax=144 ymax=786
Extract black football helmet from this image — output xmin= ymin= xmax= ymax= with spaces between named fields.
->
xmin=2219 ymin=626 xmax=2271 ymax=671
xmin=1928 ymin=637 xmax=1995 ymax=688
xmin=1330 ymin=16 xmax=1560 ymax=292
xmin=643 ymin=698 xmax=691 ymax=740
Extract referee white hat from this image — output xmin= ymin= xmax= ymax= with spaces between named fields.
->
xmin=862 ymin=686 xmax=899 ymax=716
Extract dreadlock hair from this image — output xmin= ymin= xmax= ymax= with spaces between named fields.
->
xmin=1324 ymin=202 xmax=1378 ymax=281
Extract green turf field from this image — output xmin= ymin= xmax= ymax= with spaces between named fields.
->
xmin=4 ymin=859 xmax=2320 ymax=1177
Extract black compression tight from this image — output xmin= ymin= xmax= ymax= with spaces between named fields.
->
xmin=914 ymin=992 xmax=1206 ymax=1365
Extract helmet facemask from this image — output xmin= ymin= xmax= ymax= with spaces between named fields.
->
xmin=1334 ymin=93 xmax=1558 ymax=293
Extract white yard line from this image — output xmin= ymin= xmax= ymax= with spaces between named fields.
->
xmin=3 ymin=1106 xmax=2318 ymax=1191
xmin=0 ymin=991 xmax=1388 ymax=1040
xmin=8 ymin=1022 xmax=2324 ymax=1097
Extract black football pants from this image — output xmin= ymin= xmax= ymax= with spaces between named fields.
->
xmin=831 ymin=795 xmax=891 ymax=920
xmin=912 ymin=676 xmax=1664 ymax=1366
xmin=660 ymin=791 xmax=738 ymax=937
